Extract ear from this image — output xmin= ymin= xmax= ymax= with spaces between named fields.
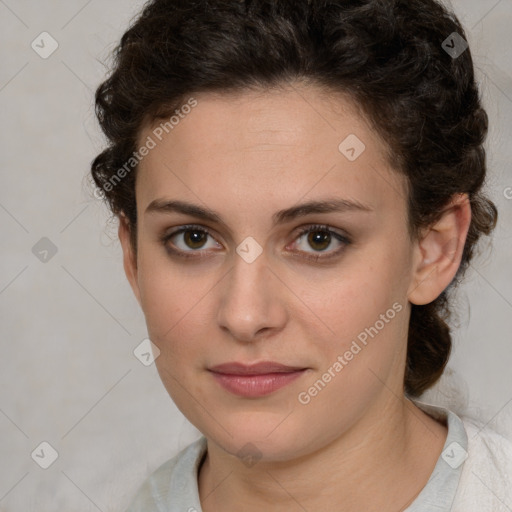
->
xmin=407 ymin=193 xmax=471 ymax=305
xmin=118 ymin=214 xmax=142 ymax=306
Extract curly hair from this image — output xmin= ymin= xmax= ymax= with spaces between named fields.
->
xmin=90 ymin=0 xmax=497 ymax=398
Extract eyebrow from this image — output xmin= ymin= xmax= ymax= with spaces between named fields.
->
xmin=145 ymin=197 xmax=373 ymax=227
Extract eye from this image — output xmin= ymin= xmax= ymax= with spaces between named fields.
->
xmin=160 ymin=224 xmax=222 ymax=258
xmin=160 ymin=223 xmax=350 ymax=262
xmin=288 ymin=224 xmax=350 ymax=261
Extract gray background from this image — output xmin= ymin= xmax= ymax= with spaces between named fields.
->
xmin=0 ymin=0 xmax=511 ymax=510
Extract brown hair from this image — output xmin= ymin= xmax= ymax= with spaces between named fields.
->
xmin=90 ymin=0 xmax=497 ymax=397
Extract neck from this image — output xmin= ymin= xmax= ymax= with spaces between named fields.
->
xmin=198 ymin=396 xmax=447 ymax=512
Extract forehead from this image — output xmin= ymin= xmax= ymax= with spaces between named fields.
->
xmin=136 ymin=85 xmax=407 ymax=222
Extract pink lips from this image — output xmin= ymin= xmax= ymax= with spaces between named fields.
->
xmin=209 ymin=361 xmax=308 ymax=398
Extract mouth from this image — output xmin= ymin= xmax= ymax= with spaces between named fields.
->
xmin=208 ymin=361 xmax=309 ymax=398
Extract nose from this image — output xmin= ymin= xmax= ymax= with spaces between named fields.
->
xmin=216 ymin=249 xmax=288 ymax=343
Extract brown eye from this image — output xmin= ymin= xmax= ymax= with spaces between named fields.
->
xmin=306 ymin=230 xmax=332 ymax=251
xmin=161 ymin=225 xmax=222 ymax=257
xmin=291 ymin=224 xmax=351 ymax=262
xmin=183 ymin=230 xmax=208 ymax=249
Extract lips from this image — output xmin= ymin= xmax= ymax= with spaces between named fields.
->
xmin=209 ymin=361 xmax=306 ymax=375
xmin=208 ymin=361 xmax=308 ymax=397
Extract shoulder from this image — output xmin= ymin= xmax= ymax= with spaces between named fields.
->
xmin=125 ymin=436 xmax=207 ymax=512
xmin=452 ymin=415 xmax=512 ymax=511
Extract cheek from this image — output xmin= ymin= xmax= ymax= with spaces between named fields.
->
xmin=139 ymin=267 xmax=209 ymax=402
xmin=136 ymin=254 xmax=220 ymax=396
xmin=136 ymin=244 xmax=212 ymax=342
xmin=304 ymin=251 xmax=406 ymax=346
xmin=296 ymin=284 xmax=407 ymax=441
xmin=299 ymin=242 xmax=410 ymax=390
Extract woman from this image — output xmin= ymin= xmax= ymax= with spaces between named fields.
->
xmin=90 ymin=0 xmax=512 ymax=510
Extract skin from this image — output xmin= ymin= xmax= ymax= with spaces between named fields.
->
xmin=118 ymin=83 xmax=471 ymax=511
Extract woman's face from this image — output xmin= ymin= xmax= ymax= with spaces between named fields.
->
xmin=123 ymin=84 xmax=421 ymax=461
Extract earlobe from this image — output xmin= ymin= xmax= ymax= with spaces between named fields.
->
xmin=118 ymin=214 xmax=142 ymax=306
xmin=407 ymin=194 xmax=471 ymax=305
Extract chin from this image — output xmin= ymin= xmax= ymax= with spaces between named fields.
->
xmin=202 ymin=415 xmax=314 ymax=463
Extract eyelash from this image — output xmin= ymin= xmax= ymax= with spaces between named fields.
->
xmin=160 ymin=223 xmax=351 ymax=262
